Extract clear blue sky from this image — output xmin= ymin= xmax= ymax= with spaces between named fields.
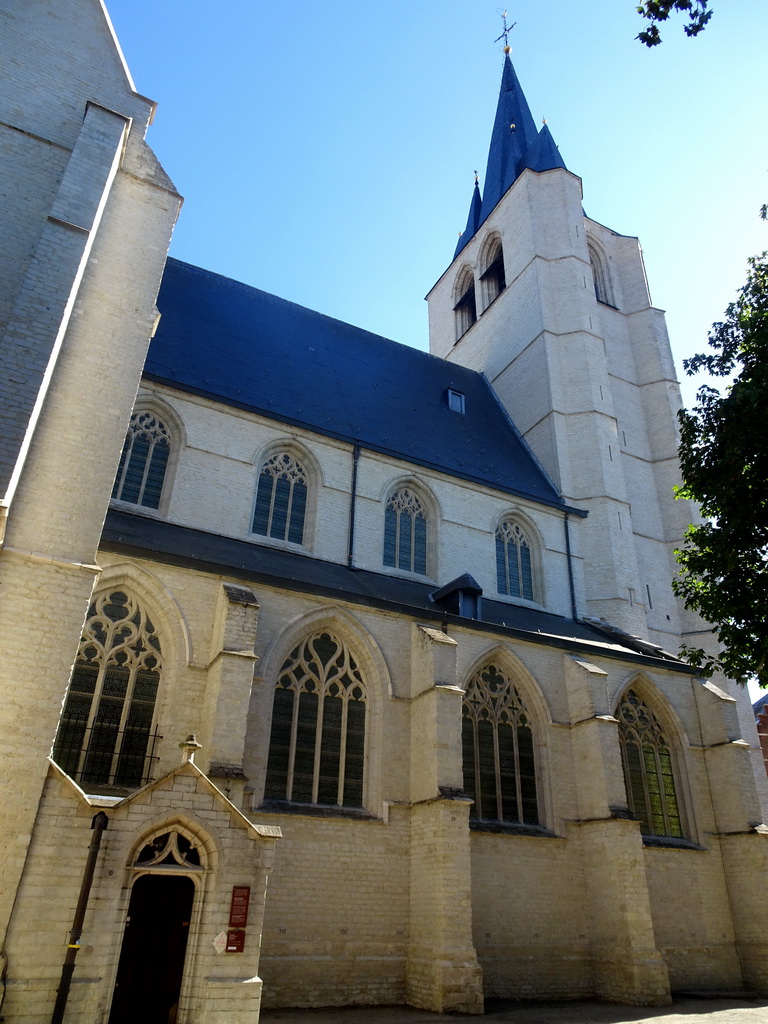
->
xmin=108 ymin=1 xmax=766 ymax=694
xmin=106 ymin=0 xmax=766 ymax=414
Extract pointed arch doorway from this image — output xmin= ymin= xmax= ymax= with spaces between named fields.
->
xmin=108 ymin=873 xmax=194 ymax=1024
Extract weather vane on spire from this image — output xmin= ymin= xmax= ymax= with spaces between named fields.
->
xmin=494 ymin=9 xmax=516 ymax=54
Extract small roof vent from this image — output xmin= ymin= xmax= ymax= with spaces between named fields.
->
xmin=430 ymin=573 xmax=482 ymax=619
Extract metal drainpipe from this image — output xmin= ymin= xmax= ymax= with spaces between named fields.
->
xmin=50 ymin=811 xmax=109 ymax=1024
xmin=347 ymin=444 xmax=360 ymax=568
xmin=564 ymin=510 xmax=578 ymax=621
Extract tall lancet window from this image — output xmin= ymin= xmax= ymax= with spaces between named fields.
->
xmin=495 ymin=519 xmax=534 ymax=600
xmin=454 ymin=267 xmax=477 ymax=339
xmin=252 ymin=451 xmax=308 ymax=544
xmin=52 ymin=590 xmax=162 ymax=789
xmin=617 ymin=689 xmax=684 ymax=838
xmin=480 ymin=236 xmax=505 ymax=308
xmin=264 ymin=631 xmax=367 ymax=808
xmin=384 ymin=487 xmax=428 ymax=575
xmin=462 ymin=663 xmax=538 ymax=824
xmin=112 ymin=411 xmax=171 ymax=509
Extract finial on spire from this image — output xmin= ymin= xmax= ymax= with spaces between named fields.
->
xmin=494 ymin=9 xmax=516 ymax=54
xmin=474 ymin=169 xmax=479 ymax=184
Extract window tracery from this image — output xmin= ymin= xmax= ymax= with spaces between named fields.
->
xmin=495 ymin=519 xmax=534 ymax=600
xmin=617 ymin=688 xmax=684 ymax=838
xmin=264 ymin=631 xmax=367 ymax=808
xmin=384 ymin=487 xmax=428 ymax=575
xmin=462 ymin=663 xmax=538 ymax=824
xmin=252 ymin=451 xmax=308 ymax=544
xmin=52 ymin=590 xmax=162 ymax=788
xmin=112 ymin=411 xmax=171 ymax=509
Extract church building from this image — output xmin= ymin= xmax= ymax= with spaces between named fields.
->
xmin=2 ymin=3 xmax=768 ymax=1022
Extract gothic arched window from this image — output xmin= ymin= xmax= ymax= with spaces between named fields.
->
xmin=480 ymin=236 xmax=505 ymax=308
xmin=252 ymin=451 xmax=308 ymax=544
xmin=617 ymin=688 xmax=684 ymax=838
xmin=112 ymin=411 xmax=172 ymax=509
xmin=588 ymin=240 xmax=614 ymax=306
xmin=462 ymin=663 xmax=538 ymax=824
xmin=454 ymin=267 xmax=477 ymax=339
xmin=495 ymin=519 xmax=534 ymax=600
xmin=384 ymin=487 xmax=428 ymax=575
xmin=264 ymin=631 xmax=367 ymax=808
xmin=52 ymin=590 xmax=162 ymax=788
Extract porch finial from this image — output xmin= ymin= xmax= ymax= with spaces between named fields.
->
xmin=179 ymin=733 xmax=202 ymax=764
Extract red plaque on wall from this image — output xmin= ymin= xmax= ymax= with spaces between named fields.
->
xmin=226 ymin=929 xmax=245 ymax=953
xmin=229 ymin=885 xmax=250 ymax=928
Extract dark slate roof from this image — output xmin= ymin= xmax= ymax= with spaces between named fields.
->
xmin=101 ymin=508 xmax=695 ymax=674
xmin=754 ymin=693 xmax=768 ymax=719
xmin=147 ymin=258 xmax=564 ymax=509
xmin=454 ymin=56 xmax=568 ymax=256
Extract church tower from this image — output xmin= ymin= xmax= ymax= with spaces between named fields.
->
xmin=427 ymin=51 xmax=698 ymax=650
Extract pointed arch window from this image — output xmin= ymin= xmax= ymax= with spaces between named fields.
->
xmin=588 ymin=240 xmax=615 ymax=307
xmin=480 ymin=237 xmax=506 ymax=308
xmin=617 ymin=688 xmax=684 ymax=838
xmin=462 ymin=663 xmax=538 ymax=824
xmin=454 ymin=268 xmax=477 ymax=339
xmin=252 ymin=451 xmax=308 ymax=544
xmin=496 ymin=519 xmax=534 ymax=600
xmin=112 ymin=411 xmax=171 ymax=509
xmin=264 ymin=631 xmax=367 ymax=808
xmin=52 ymin=590 xmax=162 ymax=789
xmin=384 ymin=487 xmax=428 ymax=575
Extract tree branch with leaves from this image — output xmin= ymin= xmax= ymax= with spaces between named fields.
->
xmin=636 ymin=1 xmax=713 ymax=46
xmin=674 ymin=245 xmax=768 ymax=684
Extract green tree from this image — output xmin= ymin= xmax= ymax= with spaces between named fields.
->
xmin=636 ymin=1 xmax=713 ymax=46
xmin=674 ymin=247 xmax=768 ymax=684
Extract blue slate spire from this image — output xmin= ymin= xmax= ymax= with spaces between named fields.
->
xmin=480 ymin=54 xmax=539 ymax=221
xmin=522 ymin=123 xmax=566 ymax=174
xmin=451 ymin=54 xmax=568 ymax=257
xmin=454 ymin=179 xmax=483 ymax=258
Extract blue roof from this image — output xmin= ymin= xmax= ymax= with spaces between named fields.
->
xmin=147 ymin=258 xmax=564 ymax=508
xmin=454 ymin=56 xmax=567 ymax=254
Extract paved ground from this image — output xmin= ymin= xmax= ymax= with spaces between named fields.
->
xmin=261 ymin=996 xmax=768 ymax=1024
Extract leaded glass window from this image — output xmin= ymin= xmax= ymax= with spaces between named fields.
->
xmin=264 ymin=631 xmax=366 ymax=808
xmin=462 ymin=663 xmax=538 ymax=824
xmin=112 ymin=411 xmax=171 ymax=509
xmin=52 ymin=590 xmax=162 ymax=788
xmin=617 ymin=688 xmax=684 ymax=838
xmin=384 ymin=488 xmax=428 ymax=575
xmin=252 ymin=452 xmax=308 ymax=544
xmin=496 ymin=520 xmax=534 ymax=600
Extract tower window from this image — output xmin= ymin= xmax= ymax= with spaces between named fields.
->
xmin=454 ymin=269 xmax=477 ymax=339
xmin=495 ymin=519 xmax=534 ymax=600
xmin=112 ymin=411 xmax=171 ymax=510
xmin=252 ymin=451 xmax=308 ymax=544
xmin=462 ymin=663 xmax=538 ymax=824
xmin=264 ymin=631 xmax=367 ymax=808
xmin=384 ymin=487 xmax=428 ymax=575
xmin=617 ymin=688 xmax=684 ymax=838
xmin=480 ymin=237 xmax=506 ymax=308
